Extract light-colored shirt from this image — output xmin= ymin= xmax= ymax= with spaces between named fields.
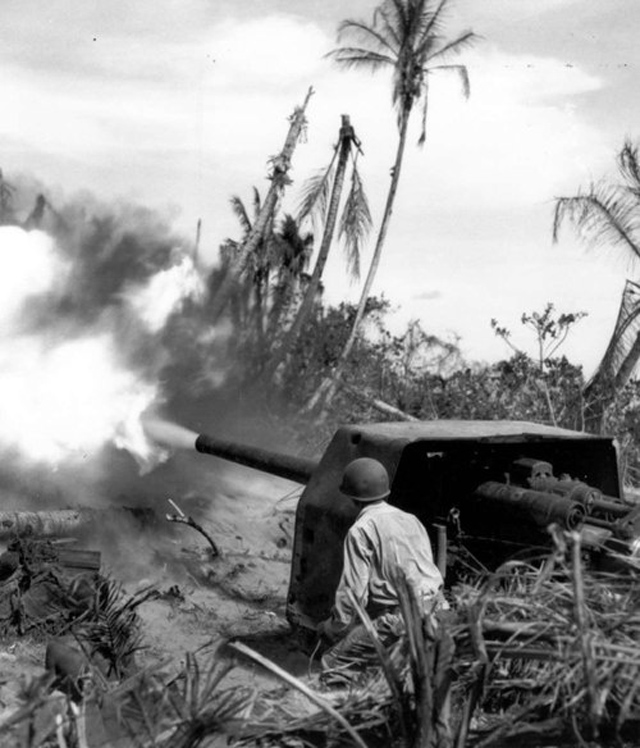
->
xmin=322 ymin=501 xmax=444 ymax=640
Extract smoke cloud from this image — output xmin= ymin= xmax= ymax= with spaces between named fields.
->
xmin=0 ymin=175 xmax=207 ymax=488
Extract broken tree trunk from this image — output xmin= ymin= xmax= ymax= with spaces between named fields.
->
xmin=266 ymin=114 xmax=361 ymax=382
xmin=209 ymin=87 xmax=314 ymax=324
xmin=0 ymin=508 xmax=153 ymax=540
xmin=342 ymin=382 xmax=419 ymax=422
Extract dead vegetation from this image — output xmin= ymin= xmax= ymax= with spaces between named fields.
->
xmin=0 ymin=526 xmax=639 ymax=747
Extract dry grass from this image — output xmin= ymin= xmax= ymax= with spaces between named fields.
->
xmin=2 ymin=527 xmax=640 ymax=747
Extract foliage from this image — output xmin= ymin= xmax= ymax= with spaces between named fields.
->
xmin=168 ymin=291 xmax=593 ymax=450
xmin=601 ymin=378 xmax=640 ymax=486
xmin=75 ymin=577 xmax=152 ymax=680
xmin=554 ymin=141 xmax=640 ymax=430
xmin=553 ymin=140 xmax=640 ymax=262
xmin=328 ymin=0 xmax=476 ymax=143
xmin=491 ymin=303 xmax=588 ymax=371
xmin=6 ymin=535 xmax=640 ymax=748
xmin=214 ymin=192 xmax=313 ymax=352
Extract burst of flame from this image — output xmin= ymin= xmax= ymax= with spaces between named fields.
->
xmin=0 ymin=334 xmax=159 ymax=464
xmin=141 ymin=416 xmax=199 ymax=451
xmin=0 ymin=226 xmax=199 ymax=469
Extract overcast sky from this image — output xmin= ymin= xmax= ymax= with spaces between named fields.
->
xmin=2 ymin=0 xmax=639 ymax=376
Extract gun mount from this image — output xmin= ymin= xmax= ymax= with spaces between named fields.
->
xmin=192 ymin=420 xmax=640 ymax=631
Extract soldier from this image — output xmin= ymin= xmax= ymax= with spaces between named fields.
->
xmin=317 ymin=457 xmax=447 ymax=680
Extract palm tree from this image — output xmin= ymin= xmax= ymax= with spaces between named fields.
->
xmin=266 ymin=114 xmax=372 ymax=380
xmin=215 ymin=191 xmax=313 ymax=348
xmin=553 ymin=140 xmax=640 ymax=432
xmin=266 ymin=213 xmax=315 ymax=338
xmin=308 ymin=0 xmax=476 ymax=412
xmin=215 ymin=188 xmax=269 ymax=339
xmin=208 ymin=87 xmax=314 ymax=324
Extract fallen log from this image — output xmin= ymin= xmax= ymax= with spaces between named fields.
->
xmin=0 ymin=508 xmax=154 ymax=540
xmin=341 ymin=382 xmax=419 ymax=422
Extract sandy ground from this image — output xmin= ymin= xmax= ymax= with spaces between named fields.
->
xmin=0 ymin=449 xmax=318 ymax=733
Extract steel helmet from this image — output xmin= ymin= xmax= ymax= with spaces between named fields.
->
xmin=340 ymin=458 xmax=390 ymax=502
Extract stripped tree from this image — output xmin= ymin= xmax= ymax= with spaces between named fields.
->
xmin=209 ymin=87 xmax=314 ymax=324
xmin=266 ymin=114 xmax=372 ymax=381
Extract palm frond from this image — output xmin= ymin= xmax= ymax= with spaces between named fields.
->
xmin=430 ymin=63 xmax=471 ymax=98
xmin=422 ymin=0 xmax=451 ymax=36
xmin=229 ymin=195 xmax=253 ymax=235
xmin=619 ymin=140 xmax=640 ymax=195
xmin=76 ymin=578 xmax=151 ymax=679
xmin=296 ymin=156 xmax=338 ymax=229
xmin=336 ymin=18 xmax=399 ymax=56
xmin=418 ymin=75 xmax=430 ymax=145
xmin=373 ymin=5 xmax=402 ymax=51
xmin=588 ymin=280 xmax=640 ymax=387
xmin=338 ymin=160 xmax=372 ymax=281
xmin=251 ymin=186 xmax=262 ymax=218
xmin=404 ymin=0 xmax=445 ymax=56
xmin=553 ymin=187 xmax=640 ymax=261
xmin=424 ymin=30 xmax=479 ymax=63
xmin=385 ymin=0 xmax=411 ymax=38
xmin=113 ymin=651 xmax=253 ymax=746
xmin=328 ymin=45 xmax=395 ymax=71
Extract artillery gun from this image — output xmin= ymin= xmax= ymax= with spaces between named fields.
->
xmin=195 ymin=420 xmax=640 ymax=633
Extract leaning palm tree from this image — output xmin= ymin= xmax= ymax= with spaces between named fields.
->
xmin=553 ymin=140 xmax=640 ymax=432
xmin=307 ymin=0 xmax=476 ymax=412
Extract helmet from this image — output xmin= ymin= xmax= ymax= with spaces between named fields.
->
xmin=340 ymin=458 xmax=390 ymax=502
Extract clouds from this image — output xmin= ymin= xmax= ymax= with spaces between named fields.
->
xmin=1 ymin=1 xmax=634 ymax=375
xmin=413 ymin=290 xmax=443 ymax=301
xmin=397 ymin=47 xmax=607 ymax=213
xmin=1 ymin=8 xmax=605 ymax=205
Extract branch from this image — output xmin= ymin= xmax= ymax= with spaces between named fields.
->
xmin=165 ymin=499 xmax=219 ymax=557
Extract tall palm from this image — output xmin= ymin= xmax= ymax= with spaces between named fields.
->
xmin=553 ymin=141 xmax=640 ymax=432
xmin=266 ymin=114 xmax=371 ymax=380
xmin=309 ymin=0 xmax=476 ymax=411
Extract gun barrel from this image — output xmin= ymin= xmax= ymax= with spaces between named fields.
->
xmin=194 ymin=433 xmax=318 ymax=485
xmin=475 ymin=481 xmax=586 ymax=531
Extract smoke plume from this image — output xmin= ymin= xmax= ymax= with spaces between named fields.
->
xmin=0 ymin=176 xmax=206 ymax=490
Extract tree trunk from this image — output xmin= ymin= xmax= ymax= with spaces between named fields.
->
xmin=0 ymin=508 xmax=150 ymax=540
xmin=584 ymin=331 xmax=640 ymax=434
xmin=614 ymin=331 xmax=640 ymax=389
xmin=209 ymin=87 xmax=314 ymax=323
xmin=266 ymin=115 xmax=357 ymax=381
xmin=341 ymin=381 xmax=419 ymax=421
xmin=306 ymin=109 xmax=411 ymax=413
